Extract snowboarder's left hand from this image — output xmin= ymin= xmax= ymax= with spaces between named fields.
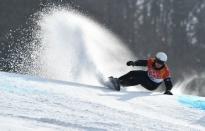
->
xmin=164 ymin=90 xmax=173 ymax=95
xmin=127 ymin=61 xmax=135 ymax=66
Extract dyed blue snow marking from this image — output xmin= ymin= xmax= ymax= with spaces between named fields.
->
xmin=178 ymin=95 xmax=205 ymax=110
xmin=0 ymin=81 xmax=49 ymax=96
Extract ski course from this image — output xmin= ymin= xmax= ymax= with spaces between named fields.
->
xmin=0 ymin=72 xmax=205 ymax=130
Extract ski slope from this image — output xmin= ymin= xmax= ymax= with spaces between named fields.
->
xmin=0 ymin=72 xmax=205 ymax=131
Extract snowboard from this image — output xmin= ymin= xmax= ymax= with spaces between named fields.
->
xmin=108 ymin=76 xmax=121 ymax=91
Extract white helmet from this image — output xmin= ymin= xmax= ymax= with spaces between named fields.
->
xmin=156 ymin=52 xmax=168 ymax=62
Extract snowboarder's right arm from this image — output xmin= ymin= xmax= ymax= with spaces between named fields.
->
xmin=127 ymin=60 xmax=147 ymax=66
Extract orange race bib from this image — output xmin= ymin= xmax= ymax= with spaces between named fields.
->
xmin=147 ymin=58 xmax=170 ymax=83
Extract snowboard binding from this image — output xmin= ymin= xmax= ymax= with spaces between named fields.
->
xmin=108 ymin=76 xmax=121 ymax=91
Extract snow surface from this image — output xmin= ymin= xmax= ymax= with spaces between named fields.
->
xmin=0 ymin=72 xmax=205 ymax=131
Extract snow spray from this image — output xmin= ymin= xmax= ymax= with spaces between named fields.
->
xmin=173 ymin=74 xmax=205 ymax=97
xmin=30 ymin=8 xmax=134 ymax=85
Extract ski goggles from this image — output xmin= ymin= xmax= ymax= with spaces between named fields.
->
xmin=155 ymin=58 xmax=165 ymax=65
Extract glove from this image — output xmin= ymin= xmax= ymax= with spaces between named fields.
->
xmin=164 ymin=90 xmax=173 ymax=95
xmin=127 ymin=61 xmax=135 ymax=66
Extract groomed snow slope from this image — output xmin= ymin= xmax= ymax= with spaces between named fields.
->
xmin=0 ymin=72 xmax=205 ymax=131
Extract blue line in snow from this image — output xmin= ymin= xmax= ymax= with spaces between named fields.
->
xmin=178 ymin=95 xmax=205 ymax=110
xmin=0 ymin=82 xmax=49 ymax=95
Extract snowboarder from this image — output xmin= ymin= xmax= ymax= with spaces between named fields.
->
xmin=112 ymin=52 xmax=173 ymax=95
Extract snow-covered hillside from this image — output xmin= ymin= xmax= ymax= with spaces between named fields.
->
xmin=0 ymin=72 xmax=205 ymax=131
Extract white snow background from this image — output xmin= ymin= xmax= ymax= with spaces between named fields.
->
xmin=0 ymin=72 xmax=205 ymax=131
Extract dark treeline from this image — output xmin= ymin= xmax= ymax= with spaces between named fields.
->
xmin=0 ymin=0 xmax=205 ymax=82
